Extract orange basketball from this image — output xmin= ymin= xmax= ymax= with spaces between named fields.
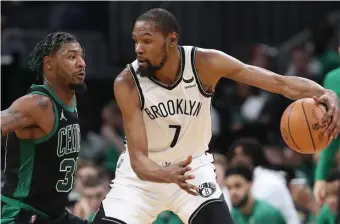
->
xmin=280 ymin=98 xmax=331 ymax=154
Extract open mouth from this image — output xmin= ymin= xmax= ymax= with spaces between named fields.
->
xmin=137 ymin=59 xmax=148 ymax=67
xmin=76 ymin=72 xmax=85 ymax=80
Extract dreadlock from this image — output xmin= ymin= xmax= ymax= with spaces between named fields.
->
xmin=136 ymin=8 xmax=179 ymax=37
xmin=28 ymin=32 xmax=85 ymax=80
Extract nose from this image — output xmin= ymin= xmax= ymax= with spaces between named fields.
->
xmin=77 ymin=57 xmax=86 ymax=68
xmin=135 ymin=43 xmax=144 ymax=55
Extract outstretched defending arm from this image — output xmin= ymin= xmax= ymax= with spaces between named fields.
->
xmin=195 ymin=48 xmax=340 ymax=140
xmin=1 ymin=94 xmax=53 ymax=135
xmin=114 ymin=69 xmax=197 ymax=195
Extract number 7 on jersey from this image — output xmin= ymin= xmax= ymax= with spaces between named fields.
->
xmin=169 ymin=125 xmax=181 ymax=148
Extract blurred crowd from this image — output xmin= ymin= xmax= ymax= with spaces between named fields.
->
xmin=2 ymin=1 xmax=340 ymax=224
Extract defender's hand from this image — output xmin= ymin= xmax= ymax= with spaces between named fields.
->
xmin=166 ymin=155 xmax=198 ymax=196
xmin=313 ymin=91 xmax=340 ymax=140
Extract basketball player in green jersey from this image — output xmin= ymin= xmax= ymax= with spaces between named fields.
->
xmin=1 ymin=32 xmax=88 ymax=224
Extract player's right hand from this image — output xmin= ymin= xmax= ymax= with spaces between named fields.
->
xmin=313 ymin=180 xmax=326 ymax=204
xmin=167 ymin=155 xmax=198 ymax=196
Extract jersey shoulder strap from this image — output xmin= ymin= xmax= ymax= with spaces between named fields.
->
xmin=28 ymin=84 xmax=77 ymax=112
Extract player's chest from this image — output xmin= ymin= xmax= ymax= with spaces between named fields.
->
xmin=142 ymin=89 xmax=203 ymax=122
xmin=55 ymin=123 xmax=81 ymax=157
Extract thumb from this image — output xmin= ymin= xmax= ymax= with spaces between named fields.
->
xmin=313 ymin=96 xmax=320 ymax=103
xmin=183 ymin=155 xmax=193 ymax=166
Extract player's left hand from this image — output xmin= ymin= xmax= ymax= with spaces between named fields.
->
xmin=313 ymin=90 xmax=340 ymax=140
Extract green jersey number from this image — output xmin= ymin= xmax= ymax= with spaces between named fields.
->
xmin=56 ymin=158 xmax=78 ymax=192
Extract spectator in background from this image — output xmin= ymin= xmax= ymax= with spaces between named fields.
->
xmin=100 ymin=101 xmax=125 ymax=173
xmin=227 ymin=138 xmax=300 ymax=224
xmin=225 ymin=165 xmax=285 ymax=224
xmin=73 ymin=160 xmax=101 ymax=194
xmin=286 ymin=45 xmax=323 ymax=84
xmin=73 ymin=172 xmax=110 ymax=222
xmin=314 ymin=46 xmax=340 ymax=205
xmin=153 ymin=211 xmax=183 ymax=224
xmin=226 ymin=83 xmax=270 ymax=144
xmin=311 ymin=21 xmax=340 ymax=75
xmin=316 ymin=171 xmax=340 ymax=224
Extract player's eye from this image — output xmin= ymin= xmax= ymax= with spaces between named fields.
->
xmin=144 ymin=39 xmax=152 ymax=44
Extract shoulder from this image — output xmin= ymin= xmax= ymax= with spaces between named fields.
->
xmin=17 ymin=93 xmax=53 ymax=113
xmin=113 ymin=68 xmax=140 ymax=109
xmin=114 ymin=68 xmax=137 ymax=96
xmin=193 ymin=47 xmax=246 ymax=81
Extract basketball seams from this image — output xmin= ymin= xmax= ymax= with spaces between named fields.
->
xmin=287 ymin=103 xmax=303 ymax=152
xmin=301 ymin=101 xmax=316 ymax=152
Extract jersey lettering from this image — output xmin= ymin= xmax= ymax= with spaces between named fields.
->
xmin=57 ymin=124 xmax=81 ymax=157
xmin=144 ymin=99 xmax=202 ymax=120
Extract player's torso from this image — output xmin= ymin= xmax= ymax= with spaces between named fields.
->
xmin=127 ymin=46 xmax=213 ymax=163
xmin=2 ymin=85 xmax=80 ymax=216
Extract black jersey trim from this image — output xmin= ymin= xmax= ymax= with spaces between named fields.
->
xmin=30 ymin=85 xmax=76 ymax=112
xmin=30 ymin=91 xmax=60 ymax=144
xmin=128 ymin=64 xmax=145 ymax=110
xmin=146 ymin=46 xmax=185 ymax=90
xmin=190 ymin=47 xmax=214 ymax=98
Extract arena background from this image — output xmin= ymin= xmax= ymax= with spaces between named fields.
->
xmin=1 ymin=1 xmax=340 ymax=223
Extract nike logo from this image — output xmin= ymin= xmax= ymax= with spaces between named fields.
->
xmin=183 ymin=76 xmax=194 ymax=83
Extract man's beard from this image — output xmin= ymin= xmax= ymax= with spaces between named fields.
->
xmin=68 ymin=83 xmax=87 ymax=94
xmin=137 ymin=44 xmax=167 ymax=78
xmin=232 ymin=193 xmax=250 ymax=209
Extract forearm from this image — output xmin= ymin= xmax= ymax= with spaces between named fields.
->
xmin=280 ymin=75 xmax=326 ymax=100
xmin=245 ymin=65 xmax=326 ymax=100
xmin=130 ymin=153 xmax=171 ymax=183
xmin=1 ymin=111 xmax=30 ymax=135
xmin=315 ymin=137 xmax=340 ymax=180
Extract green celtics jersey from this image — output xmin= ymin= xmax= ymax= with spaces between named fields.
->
xmin=231 ymin=199 xmax=286 ymax=224
xmin=1 ymin=84 xmax=81 ymax=218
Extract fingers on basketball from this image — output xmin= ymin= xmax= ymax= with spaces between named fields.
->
xmin=280 ymin=98 xmax=331 ymax=154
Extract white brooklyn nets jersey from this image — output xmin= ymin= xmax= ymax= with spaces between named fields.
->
xmin=127 ymin=46 xmax=213 ymax=163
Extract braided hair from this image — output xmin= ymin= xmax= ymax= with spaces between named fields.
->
xmin=28 ymin=32 xmax=85 ymax=80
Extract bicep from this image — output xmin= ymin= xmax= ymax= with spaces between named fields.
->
xmin=114 ymin=73 xmax=148 ymax=159
xmin=199 ymin=49 xmax=285 ymax=94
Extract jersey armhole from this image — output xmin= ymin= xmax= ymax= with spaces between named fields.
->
xmin=190 ymin=47 xmax=214 ymax=98
xmin=30 ymin=91 xmax=59 ymax=144
xmin=127 ymin=64 xmax=145 ymax=110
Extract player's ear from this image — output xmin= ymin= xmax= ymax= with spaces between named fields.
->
xmin=43 ymin=56 xmax=53 ymax=71
xmin=168 ymin=32 xmax=178 ymax=47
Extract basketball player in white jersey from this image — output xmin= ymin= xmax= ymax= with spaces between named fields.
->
xmin=92 ymin=8 xmax=340 ymax=224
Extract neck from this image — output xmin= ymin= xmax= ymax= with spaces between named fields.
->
xmin=43 ymin=79 xmax=75 ymax=107
xmin=153 ymin=47 xmax=181 ymax=85
xmin=241 ymin=197 xmax=255 ymax=215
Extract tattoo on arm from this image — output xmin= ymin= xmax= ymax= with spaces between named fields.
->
xmin=1 ymin=109 xmax=32 ymax=135
xmin=0 ymin=94 xmax=50 ymax=135
xmin=36 ymin=96 xmax=49 ymax=110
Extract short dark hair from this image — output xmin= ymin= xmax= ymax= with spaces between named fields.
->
xmin=225 ymin=165 xmax=253 ymax=182
xmin=136 ymin=8 xmax=179 ymax=37
xmin=28 ymin=32 xmax=85 ymax=80
xmin=227 ymin=137 xmax=270 ymax=168
xmin=82 ymin=170 xmax=109 ymax=188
